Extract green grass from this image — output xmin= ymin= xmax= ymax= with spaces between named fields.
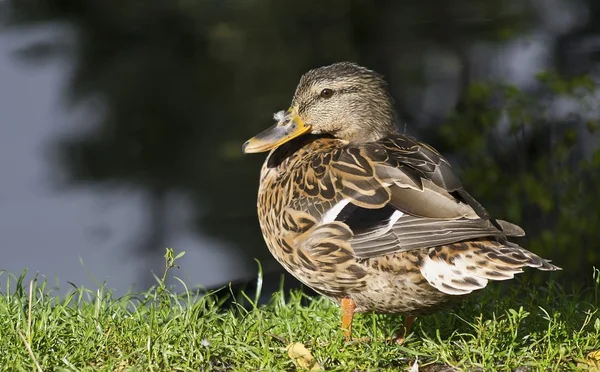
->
xmin=1 ymin=251 xmax=599 ymax=371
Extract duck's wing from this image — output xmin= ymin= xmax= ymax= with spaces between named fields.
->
xmin=322 ymin=134 xmax=525 ymax=259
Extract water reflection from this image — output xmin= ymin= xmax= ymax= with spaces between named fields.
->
xmin=0 ymin=0 xmax=599 ymax=296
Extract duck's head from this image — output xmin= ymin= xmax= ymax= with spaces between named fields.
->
xmin=242 ymin=62 xmax=397 ymax=154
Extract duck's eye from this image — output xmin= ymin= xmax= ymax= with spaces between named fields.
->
xmin=319 ymin=88 xmax=334 ymax=99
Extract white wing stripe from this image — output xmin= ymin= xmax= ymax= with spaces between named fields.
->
xmin=320 ymin=199 xmax=351 ymax=224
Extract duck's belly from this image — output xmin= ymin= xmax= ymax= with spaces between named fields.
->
xmin=289 ymin=252 xmax=466 ymax=316
xmin=342 ymin=268 xmax=462 ymax=315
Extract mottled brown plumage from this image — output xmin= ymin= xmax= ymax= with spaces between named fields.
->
xmin=242 ymin=62 xmax=560 ymax=341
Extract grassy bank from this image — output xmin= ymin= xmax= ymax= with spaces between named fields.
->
xmin=1 ymin=252 xmax=599 ymax=371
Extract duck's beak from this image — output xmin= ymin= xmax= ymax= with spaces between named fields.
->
xmin=242 ymin=109 xmax=312 ymax=154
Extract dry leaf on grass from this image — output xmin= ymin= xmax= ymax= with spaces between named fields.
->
xmin=586 ymin=350 xmax=600 ymax=368
xmin=576 ymin=349 xmax=600 ymax=370
xmin=286 ymin=342 xmax=323 ymax=370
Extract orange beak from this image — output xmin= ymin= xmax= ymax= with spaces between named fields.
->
xmin=242 ymin=109 xmax=312 ymax=154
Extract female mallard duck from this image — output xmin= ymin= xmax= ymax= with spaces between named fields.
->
xmin=242 ymin=62 xmax=559 ymax=342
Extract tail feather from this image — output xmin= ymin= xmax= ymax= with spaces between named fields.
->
xmin=419 ymin=239 xmax=560 ymax=296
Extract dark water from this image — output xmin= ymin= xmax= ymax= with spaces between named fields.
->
xmin=0 ymin=0 xmax=599 ymax=296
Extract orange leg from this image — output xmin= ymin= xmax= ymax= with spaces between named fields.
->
xmin=340 ymin=297 xmax=356 ymax=341
xmin=393 ymin=316 xmax=415 ymax=344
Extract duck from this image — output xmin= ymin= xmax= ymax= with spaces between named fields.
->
xmin=242 ymin=62 xmax=560 ymax=343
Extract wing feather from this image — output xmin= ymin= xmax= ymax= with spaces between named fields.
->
xmin=322 ymin=134 xmax=520 ymax=258
xmin=286 ymin=134 xmax=524 ymax=260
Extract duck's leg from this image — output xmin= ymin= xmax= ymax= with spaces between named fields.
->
xmin=392 ymin=316 xmax=415 ymax=344
xmin=340 ymin=297 xmax=356 ymax=341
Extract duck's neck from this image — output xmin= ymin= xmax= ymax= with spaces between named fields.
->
xmin=339 ymin=107 xmax=399 ymax=143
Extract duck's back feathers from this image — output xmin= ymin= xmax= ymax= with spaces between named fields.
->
xmin=279 ymin=133 xmax=519 ymax=258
